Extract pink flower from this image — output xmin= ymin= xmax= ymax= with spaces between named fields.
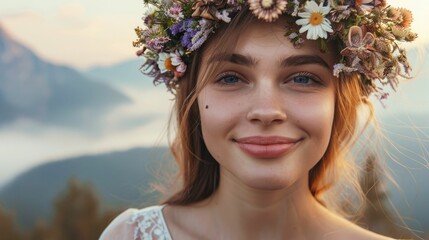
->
xmin=170 ymin=50 xmax=187 ymax=75
xmin=340 ymin=26 xmax=382 ymax=78
xmin=167 ymin=3 xmax=184 ymax=21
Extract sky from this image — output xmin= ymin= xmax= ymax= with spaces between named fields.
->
xmin=0 ymin=0 xmax=428 ymax=70
xmin=0 ymin=0 xmax=428 ymax=186
xmin=0 ymin=0 xmax=143 ymax=69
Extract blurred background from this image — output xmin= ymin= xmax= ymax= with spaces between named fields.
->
xmin=0 ymin=0 xmax=428 ymax=239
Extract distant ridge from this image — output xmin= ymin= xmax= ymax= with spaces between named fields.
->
xmin=0 ymin=23 xmax=130 ymax=128
xmin=0 ymin=114 xmax=429 ymax=233
xmin=0 ymin=146 xmax=174 ymax=229
xmin=85 ymin=58 xmax=153 ymax=89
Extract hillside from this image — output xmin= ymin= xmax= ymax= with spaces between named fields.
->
xmin=0 ymin=24 xmax=130 ymax=129
xmin=1 ymin=114 xmax=428 ymax=234
xmin=85 ymin=58 xmax=153 ymax=89
xmin=0 ymin=147 xmax=174 ymax=229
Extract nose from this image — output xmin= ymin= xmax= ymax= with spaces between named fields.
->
xmin=246 ymin=86 xmax=287 ymax=126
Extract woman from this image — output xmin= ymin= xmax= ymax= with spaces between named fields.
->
xmin=101 ymin=0 xmax=417 ymax=239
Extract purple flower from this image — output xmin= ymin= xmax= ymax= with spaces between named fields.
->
xmin=170 ymin=21 xmax=184 ymax=35
xmin=184 ymin=19 xmax=195 ymax=30
xmin=167 ymin=3 xmax=184 ymax=21
xmin=170 ymin=19 xmax=194 ymax=35
xmin=182 ymin=29 xmax=198 ymax=48
xmin=146 ymin=37 xmax=170 ymax=51
xmin=170 ymin=19 xmax=199 ymax=48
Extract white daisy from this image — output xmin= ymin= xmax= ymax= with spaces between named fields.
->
xmin=157 ymin=52 xmax=175 ymax=73
xmin=142 ymin=4 xmax=157 ymax=19
xmin=295 ymin=0 xmax=333 ymax=40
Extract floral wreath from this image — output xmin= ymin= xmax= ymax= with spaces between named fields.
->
xmin=133 ymin=0 xmax=417 ymax=100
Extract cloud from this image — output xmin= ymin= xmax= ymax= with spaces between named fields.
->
xmin=0 ymin=3 xmax=141 ymax=69
xmin=0 ymin=88 xmax=171 ymax=186
xmin=1 ymin=0 xmax=428 ymax=69
xmin=54 ymin=3 xmax=88 ymax=29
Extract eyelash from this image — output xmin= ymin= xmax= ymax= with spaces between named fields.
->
xmin=214 ymin=71 xmax=323 ymax=87
xmin=287 ymin=72 xmax=322 ymax=87
xmin=215 ymin=72 xmax=245 ymax=86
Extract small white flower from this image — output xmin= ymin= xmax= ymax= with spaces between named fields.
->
xmin=157 ymin=52 xmax=175 ymax=73
xmin=295 ymin=0 xmax=333 ymax=40
xmin=216 ymin=9 xmax=232 ymax=23
xmin=142 ymin=4 xmax=157 ymax=18
xmin=288 ymin=32 xmax=298 ymax=39
xmin=291 ymin=0 xmax=300 ymax=16
xmin=333 ymin=63 xmax=357 ymax=77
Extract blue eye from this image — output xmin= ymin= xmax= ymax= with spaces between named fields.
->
xmin=293 ymin=75 xmax=311 ymax=84
xmin=289 ymin=72 xmax=321 ymax=87
xmin=215 ymin=72 xmax=244 ymax=86
xmin=221 ymin=75 xmax=240 ymax=84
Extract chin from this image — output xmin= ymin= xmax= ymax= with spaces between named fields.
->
xmin=241 ymin=173 xmax=300 ymax=192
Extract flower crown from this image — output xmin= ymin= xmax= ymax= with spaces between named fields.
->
xmin=133 ymin=0 xmax=417 ymax=100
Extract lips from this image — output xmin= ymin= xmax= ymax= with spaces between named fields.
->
xmin=234 ymin=136 xmax=301 ymax=158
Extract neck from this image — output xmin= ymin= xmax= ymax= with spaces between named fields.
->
xmin=202 ymin=169 xmax=329 ymax=239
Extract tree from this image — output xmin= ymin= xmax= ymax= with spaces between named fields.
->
xmin=0 ymin=206 xmax=22 ymax=240
xmin=29 ymin=220 xmax=51 ymax=240
xmin=0 ymin=179 xmax=123 ymax=240
xmin=50 ymin=179 xmax=101 ymax=240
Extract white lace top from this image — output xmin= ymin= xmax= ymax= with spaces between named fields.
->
xmin=99 ymin=205 xmax=173 ymax=240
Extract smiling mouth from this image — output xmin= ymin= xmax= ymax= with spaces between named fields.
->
xmin=234 ymin=136 xmax=301 ymax=159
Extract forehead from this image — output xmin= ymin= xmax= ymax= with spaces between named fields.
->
xmin=203 ymin=18 xmax=338 ymax=67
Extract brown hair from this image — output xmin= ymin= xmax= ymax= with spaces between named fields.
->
xmin=162 ymin=8 xmax=373 ymax=216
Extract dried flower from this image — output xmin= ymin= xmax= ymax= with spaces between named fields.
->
xmin=192 ymin=0 xmax=227 ymax=20
xmin=355 ymin=0 xmax=373 ymax=12
xmin=134 ymin=0 xmax=418 ymax=96
xmin=398 ymin=8 xmax=413 ymax=28
xmin=248 ymin=0 xmax=288 ymax=22
xmin=340 ymin=26 xmax=383 ymax=78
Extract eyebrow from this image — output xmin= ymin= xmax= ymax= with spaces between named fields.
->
xmin=208 ymin=53 xmax=258 ymax=66
xmin=207 ymin=53 xmax=330 ymax=70
xmin=279 ymin=55 xmax=330 ymax=70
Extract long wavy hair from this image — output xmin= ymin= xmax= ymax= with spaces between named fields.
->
xmin=162 ymin=8 xmax=373 ymax=217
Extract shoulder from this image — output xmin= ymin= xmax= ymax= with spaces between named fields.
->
xmin=336 ymin=225 xmax=395 ymax=240
xmin=325 ymin=215 xmax=394 ymax=240
xmin=319 ymin=207 xmax=394 ymax=240
xmin=99 ymin=205 xmax=171 ymax=240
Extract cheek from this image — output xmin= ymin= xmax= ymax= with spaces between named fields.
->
xmin=291 ymin=93 xmax=335 ymax=152
xmin=198 ymin=90 xmax=245 ymax=129
xmin=198 ymin=91 xmax=243 ymax=158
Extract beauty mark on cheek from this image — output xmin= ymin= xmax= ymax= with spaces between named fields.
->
xmin=205 ymin=105 xmax=209 ymax=109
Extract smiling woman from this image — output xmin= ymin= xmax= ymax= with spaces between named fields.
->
xmin=197 ymin=20 xmax=337 ymax=196
xmin=100 ymin=1 xmax=418 ymax=239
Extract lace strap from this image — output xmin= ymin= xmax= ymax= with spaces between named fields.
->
xmin=129 ymin=205 xmax=172 ymax=240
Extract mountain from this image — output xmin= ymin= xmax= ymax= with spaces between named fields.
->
xmin=0 ymin=111 xmax=428 ymax=234
xmin=0 ymin=24 xmax=130 ymax=128
xmin=85 ymin=58 xmax=154 ymax=89
xmin=0 ymin=147 xmax=173 ymax=229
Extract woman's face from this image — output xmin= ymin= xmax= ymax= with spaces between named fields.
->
xmin=197 ymin=20 xmax=337 ymax=191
